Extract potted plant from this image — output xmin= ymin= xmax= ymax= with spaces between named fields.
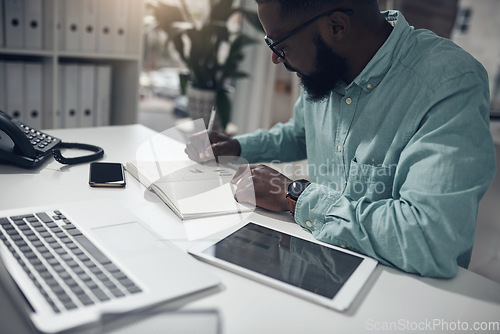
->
xmin=152 ymin=0 xmax=262 ymax=131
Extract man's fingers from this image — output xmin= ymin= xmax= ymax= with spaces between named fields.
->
xmin=233 ymin=177 xmax=256 ymax=205
xmin=232 ymin=164 xmax=252 ymax=184
xmin=184 ymin=130 xmax=213 ymax=162
xmin=202 ymin=146 xmax=216 ymax=162
xmin=208 ymin=131 xmax=224 ymax=143
xmin=232 ymin=165 xmax=256 ymax=204
xmin=211 ymin=142 xmax=223 ymax=157
xmin=234 ymin=183 xmax=256 ymax=205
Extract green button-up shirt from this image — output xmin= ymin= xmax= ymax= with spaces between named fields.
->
xmin=235 ymin=11 xmax=496 ymax=278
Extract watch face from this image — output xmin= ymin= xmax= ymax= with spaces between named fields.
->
xmin=288 ymin=179 xmax=311 ymax=200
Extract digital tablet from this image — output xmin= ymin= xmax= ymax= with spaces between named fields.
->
xmin=188 ymin=222 xmax=377 ymax=311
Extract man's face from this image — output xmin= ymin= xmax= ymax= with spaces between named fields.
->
xmin=258 ymin=3 xmax=349 ymax=102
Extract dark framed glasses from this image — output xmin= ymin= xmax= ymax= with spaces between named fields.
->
xmin=264 ymin=9 xmax=354 ymax=59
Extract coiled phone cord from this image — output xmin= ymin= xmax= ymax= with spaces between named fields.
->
xmin=52 ymin=142 xmax=104 ymax=165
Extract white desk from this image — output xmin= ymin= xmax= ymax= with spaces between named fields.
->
xmin=1 ymin=125 xmax=500 ymax=334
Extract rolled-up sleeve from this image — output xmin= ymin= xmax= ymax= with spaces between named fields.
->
xmin=235 ymin=97 xmax=307 ymax=164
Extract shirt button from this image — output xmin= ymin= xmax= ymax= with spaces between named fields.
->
xmin=366 ymin=83 xmax=373 ymax=89
xmin=306 ymin=221 xmax=313 ymax=228
xmin=346 ymin=98 xmax=352 ymax=105
xmin=340 ymin=244 xmax=347 ymax=249
xmin=337 ymin=145 xmax=342 ymax=152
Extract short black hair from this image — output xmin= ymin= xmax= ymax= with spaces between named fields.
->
xmin=255 ymin=0 xmax=374 ymax=17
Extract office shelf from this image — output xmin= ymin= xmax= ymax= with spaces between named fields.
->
xmin=0 ymin=0 xmax=144 ymax=129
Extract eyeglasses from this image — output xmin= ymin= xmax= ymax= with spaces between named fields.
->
xmin=264 ymin=9 xmax=354 ymax=59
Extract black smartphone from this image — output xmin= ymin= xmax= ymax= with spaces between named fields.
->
xmin=89 ymin=162 xmax=126 ymax=188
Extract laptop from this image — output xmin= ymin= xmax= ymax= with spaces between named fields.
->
xmin=0 ymin=200 xmax=220 ymax=333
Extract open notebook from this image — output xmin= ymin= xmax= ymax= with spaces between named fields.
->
xmin=126 ymin=160 xmax=254 ymax=220
xmin=127 ymin=119 xmax=255 ymax=220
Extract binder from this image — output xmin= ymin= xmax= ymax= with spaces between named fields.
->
xmin=24 ymin=0 xmax=43 ymax=49
xmin=56 ymin=0 xmax=64 ymax=50
xmin=78 ymin=64 xmax=95 ymax=127
xmin=0 ymin=0 xmax=5 ymax=47
xmin=53 ymin=67 xmax=63 ymax=128
xmin=113 ymin=0 xmax=129 ymax=53
xmin=96 ymin=0 xmax=115 ymax=53
xmin=81 ymin=0 xmax=97 ymax=52
xmin=4 ymin=0 xmax=24 ymax=48
xmin=60 ymin=64 xmax=79 ymax=128
xmin=63 ymin=0 xmax=83 ymax=51
xmin=127 ymin=0 xmax=142 ymax=54
xmin=24 ymin=62 xmax=43 ymax=129
xmin=5 ymin=61 xmax=25 ymax=122
xmin=95 ymin=65 xmax=111 ymax=126
xmin=0 ymin=61 xmax=5 ymax=114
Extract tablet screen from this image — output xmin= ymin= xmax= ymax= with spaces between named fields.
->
xmin=202 ymin=223 xmax=363 ymax=299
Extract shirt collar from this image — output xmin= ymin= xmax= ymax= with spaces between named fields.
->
xmin=351 ymin=10 xmax=413 ymax=93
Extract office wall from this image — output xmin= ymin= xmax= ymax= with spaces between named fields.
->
xmin=379 ymin=0 xmax=459 ymax=38
xmin=450 ymin=0 xmax=500 ymax=110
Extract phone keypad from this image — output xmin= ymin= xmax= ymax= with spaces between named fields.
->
xmin=18 ymin=123 xmax=60 ymax=153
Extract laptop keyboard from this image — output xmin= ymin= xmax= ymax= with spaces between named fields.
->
xmin=0 ymin=210 xmax=142 ymax=313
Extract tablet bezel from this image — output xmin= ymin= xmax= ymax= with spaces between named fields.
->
xmin=188 ymin=222 xmax=377 ymax=311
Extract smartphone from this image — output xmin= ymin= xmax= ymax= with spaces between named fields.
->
xmin=89 ymin=162 xmax=126 ymax=188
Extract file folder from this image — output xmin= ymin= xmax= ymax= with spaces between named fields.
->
xmin=81 ymin=0 xmax=97 ymax=52
xmin=53 ymin=67 xmax=64 ymax=128
xmin=0 ymin=0 xmax=4 ymax=47
xmin=63 ymin=0 xmax=83 ymax=51
xmin=0 ymin=61 xmax=5 ymax=114
xmin=127 ymin=0 xmax=143 ymax=55
xmin=95 ymin=65 xmax=112 ymax=126
xmin=78 ymin=65 xmax=95 ymax=127
xmin=56 ymin=1 xmax=64 ymax=50
xmin=60 ymin=64 xmax=79 ymax=128
xmin=5 ymin=61 xmax=25 ymax=122
xmin=97 ymin=0 xmax=114 ymax=53
xmin=113 ymin=0 xmax=129 ymax=53
xmin=24 ymin=0 xmax=43 ymax=49
xmin=4 ymin=0 xmax=24 ymax=48
xmin=24 ymin=62 xmax=43 ymax=129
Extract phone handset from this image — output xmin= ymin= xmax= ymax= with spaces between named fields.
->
xmin=0 ymin=110 xmax=37 ymax=158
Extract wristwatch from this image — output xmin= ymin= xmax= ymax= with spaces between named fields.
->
xmin=286 ymin=179 xmax=311 ymax=216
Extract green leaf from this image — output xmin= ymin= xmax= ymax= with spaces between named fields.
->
xmin=229 ymin=71 xmax=249 ymax=79
xmin=211 ymin=0 xmax=235 ymax=22
xmin=172 ymin=34 xmax=186 ymax=62
xmin=216 ymin=89 xmax=232 ymax=129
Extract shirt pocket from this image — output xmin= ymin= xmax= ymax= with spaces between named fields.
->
xmin=345 ymin=158 xmax=397 ymax=201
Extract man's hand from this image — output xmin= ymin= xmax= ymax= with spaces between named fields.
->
xmin=185 ymin=131 xmax=241 ymax=162
xmin=231 ymin=164 xmax=292 ymax=212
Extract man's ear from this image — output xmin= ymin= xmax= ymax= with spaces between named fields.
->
xmin=321 ymin=11 xmax=351 ymax=42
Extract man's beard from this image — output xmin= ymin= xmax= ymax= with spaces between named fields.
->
xmin=299 ymin=36 xmax=348 ymax=102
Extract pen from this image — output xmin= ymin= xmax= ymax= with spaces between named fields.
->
xmin=208 ymin=106 xmax=217 ymax=132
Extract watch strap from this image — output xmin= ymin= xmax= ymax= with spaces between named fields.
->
xmin=286 ymin=179 xmax=310 ymax=216
xmin=287 ymin=197 xmax=297 ymax=216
